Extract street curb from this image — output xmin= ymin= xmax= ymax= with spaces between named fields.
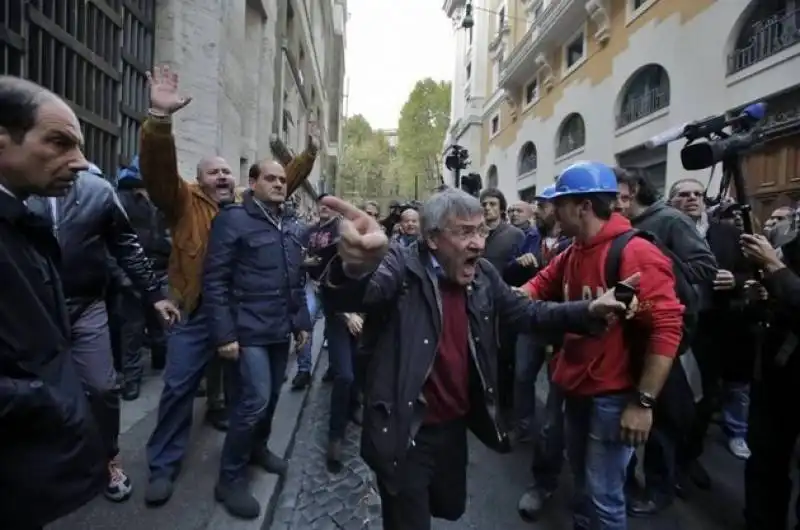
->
xmin=204 ymin=318 xmax=326 ymax=530
xmin=261 ymin=320 xmax=327 ymax=530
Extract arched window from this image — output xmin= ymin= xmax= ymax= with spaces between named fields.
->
xmin=728 ymin=0 xmax=798 ymax=75
xmin=517 ymin=142 xmax=538 ymax=176
xmin=617 ymin=64 xmax=670 ymax=128
xmin=486 ymin=165 xmax=499 ymax=189
xmin=556 ymin=113 xmax=585 ymax=158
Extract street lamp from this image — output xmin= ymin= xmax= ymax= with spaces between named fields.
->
xmin=461 ymin=2 xmax=474 ymax=29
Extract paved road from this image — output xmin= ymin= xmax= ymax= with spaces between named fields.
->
xmin=269 ymin=363 xmax=748 ymax=530
xmin=49 ymin=321 xmax=326 ymax=530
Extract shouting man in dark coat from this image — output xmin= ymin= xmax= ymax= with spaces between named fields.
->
xmin=319 ymin=187 xmax=633 ymax=530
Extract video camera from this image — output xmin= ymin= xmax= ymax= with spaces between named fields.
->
xmin=646 ymin=102 xmax=767 ymax=235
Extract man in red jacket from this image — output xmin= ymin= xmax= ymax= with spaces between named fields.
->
xmin=523 ymin=161 xmax=684 ymax=530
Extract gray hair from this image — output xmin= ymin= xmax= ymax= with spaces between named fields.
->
xmin=420 ymin=187 xmax=483 ymax=238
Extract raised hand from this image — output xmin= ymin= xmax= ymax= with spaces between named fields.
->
xmin=589 ymin=272 xmax=641 ymax=319
xmin=320 ymin=196 xmax=388 ymax=278
xmin=146 ymin=65 xmax=192 ymax=115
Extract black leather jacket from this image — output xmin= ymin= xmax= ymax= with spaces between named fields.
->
xmin=322 ymin=243 xmax=599 ymax=492
xmin=27 ymin=173 xmax=165 ymax=307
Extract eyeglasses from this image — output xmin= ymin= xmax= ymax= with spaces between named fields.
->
xmin=444 ymin=224 xmax=490 ymax=240
xmin=676 ymin=191 xmax=703 ymax=198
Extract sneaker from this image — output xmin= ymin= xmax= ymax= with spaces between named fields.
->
xmin=105 ymin=456 xmax=133 ymax=502
xmin=291 ymin=371 xmax=311 ymax=391
xmin=214 ymin=482 xmax=260 ymax=520
xmin=728 ymin=437 xmax=751 ymax=460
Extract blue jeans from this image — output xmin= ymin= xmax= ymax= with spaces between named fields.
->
xmin=147 ymin=308 xmax=215 ymax=480
xmin=531 ymin=374 xmax=565 ymax=493
xmin=514 ymin=333 xmax=547 ymax=433
xmin=219 ymin=343 xmax=289 ymax=484
xmin=565 ymin=394 xmax=635 ymax=530
xmin=296 ymin=282 xmax=321 ymax=374
xmin=326 ymin=314 xmax=358 ymax=440
xmin=722 ymin=381 xmax=749 ymax=439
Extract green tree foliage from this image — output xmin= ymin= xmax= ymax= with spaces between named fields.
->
xmin=396 ymin=79 xmax=451 ymax=199
xmin=337 ymin=115 xmax=395 ymax=204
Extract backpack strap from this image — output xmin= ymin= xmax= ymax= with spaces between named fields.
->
xmin=604 ymin=229 xmax=655 ymax=288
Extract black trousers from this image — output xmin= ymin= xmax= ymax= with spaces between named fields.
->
xmin=119 ymin=287 xmax=167 ymax=384
xmin=378 ymin=417 xmax=468 ymax=530
xmin=744 ymin=353 xmax=800 ymax=530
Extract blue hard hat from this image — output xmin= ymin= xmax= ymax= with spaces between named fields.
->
xmin=552 ymin=161 xmax=617 ymax=198
xmin=536 ymin=184 xmax=556 ymax=200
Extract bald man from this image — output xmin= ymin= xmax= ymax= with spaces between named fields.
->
xmin=508 ymin=201 xmax=534 ymax=230
xmin=140 ymin=64 xmax=319 ymax=507
xmin=396 ymin=208 xmax=420 ymax=247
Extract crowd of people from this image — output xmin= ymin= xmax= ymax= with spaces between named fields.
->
xmin=3 ymin=64 xmax=800 ymax=530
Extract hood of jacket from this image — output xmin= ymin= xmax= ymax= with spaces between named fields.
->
xmin=573 ymin=212 xmax=633 ymax=251
xmin=117 ymin=156 xmax=142 ymax=190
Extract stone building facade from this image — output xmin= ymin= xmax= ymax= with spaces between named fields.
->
xmin=154 ymin=0 xmax=347 ymax=218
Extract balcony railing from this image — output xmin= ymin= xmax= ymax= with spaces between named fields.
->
xmin=616 ymin=86 xmax=670 ymax=129
xmin=728 ymin=8 xmax=800 ymax=75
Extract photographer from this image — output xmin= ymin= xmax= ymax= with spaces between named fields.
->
xmin=740 ymin=232 xmax=800 ymax=530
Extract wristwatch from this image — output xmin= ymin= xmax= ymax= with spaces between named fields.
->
xmin=634 ymin=391 xmax=657 ymax=409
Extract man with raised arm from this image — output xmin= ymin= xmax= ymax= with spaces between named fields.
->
xmin=140 ymin=65 xmax=319 ymax=507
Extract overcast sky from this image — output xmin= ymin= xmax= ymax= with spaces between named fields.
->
xmin=344 ymin=0 xmax=455 ymax=131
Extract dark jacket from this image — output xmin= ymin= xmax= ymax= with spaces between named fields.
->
xmin=27 ymin=172 xmax=166 ymax=308
xmin=483 ymin=221 xmax=525 ymax=275
xmin=321 ymin=244 xmax=600 ymax=491
xmin=301 ymin=217 xmax=340 ymax=282
xmin=0 ymin=192 xmax=105 ymax=527
xmin=203 ymin=192 xmax=311 ymax=348
xmin=704 ymin=220 xmax=751 ymax=311
xmin=631 ymin=201 xmax=718 ymax=310
xmin=504 ymin=226 xmax=571 ymax=286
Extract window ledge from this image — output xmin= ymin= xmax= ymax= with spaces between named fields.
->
xmin=726 ymin=45 xmax=800 ymax=87
xmin=562 ymin=55 xmax=587 ymax=80
xmin=517 ymin=168 xmax=538 ymax=180
xmin=555 ymin=147 xmax=585 ymax=164
xmin=614 ymin=107 xmax=670 ymax=136
xmin=625 ymin=0 xmax=659 ymax=27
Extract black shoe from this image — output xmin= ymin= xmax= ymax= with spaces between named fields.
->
xmin=326 ymin=439 xmax=344 ymax=473
xmin=214 ymin=482 xmax=260 ymax=520
xmin=322 ymin=369 xmax=334 ymax=383
xmin=205 ymin=409 xmax=228 ymax=432
xmin=291 ymin=371 xmax=311 ymax=391
xmin=627 ymin=496 xmax=671 ymax=518
xmin=144 ymin=477 xmax=174 ymax=507
xmin=251 ymin=448 xmax=288 ymax=475
xmin=350 ymin=405 xmax=363 ymax=426
xmin=121 ymin=380 xmax=140 ymax=401
xmin=687 ymin=460 xmax=711 ymax=490
xmin=517 ymin=486 xmax=553 ymax=521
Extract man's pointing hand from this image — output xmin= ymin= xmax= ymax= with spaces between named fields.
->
xmin=320 ymin=196 xmax=389 ymax=278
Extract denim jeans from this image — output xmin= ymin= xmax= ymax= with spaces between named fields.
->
xmin=147 ymin=308 xmax=215 ymax=479
xmin=326 ymin=314 xmax=359 ymax=440
xmin=721 ymin=381 xmax=749 ymax=439
xmin=219 ymin=343 xmax=290 ymax=484
xmin=296 ymin=282 xmax=321 ymax=374
xmin=565 ymin=393 xmax=635 ymax=530
xmin=514 ymin=334 xmax=547 ymax=433
xmin=531 ymin=375 xmax=565 ymax=493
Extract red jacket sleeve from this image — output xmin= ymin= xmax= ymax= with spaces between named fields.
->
xmin=523 ymin=249 xmax=568 ymax=301
xmin=621 ymin=239 xmax=685 ymax=358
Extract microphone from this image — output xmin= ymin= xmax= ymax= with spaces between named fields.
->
xmin=645 ymin=102 xmax=766 ymax=150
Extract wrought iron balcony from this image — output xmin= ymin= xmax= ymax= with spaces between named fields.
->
xmin=728 ymin=7 xmax=800 ymax=75
xmin=616 ymin=86 xmax=670 ymax=129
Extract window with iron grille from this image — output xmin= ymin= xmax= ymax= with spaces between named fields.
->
xmin=556 ymin=113 xmax=586 ymax=158
xmin=0 ymin=0 xmax=155 ymax=177
xmin=616 ymin=64 xmax=670 ymax=129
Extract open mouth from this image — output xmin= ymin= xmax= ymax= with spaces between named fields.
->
xmin=464 ymin=256 xmax=479 ymax=267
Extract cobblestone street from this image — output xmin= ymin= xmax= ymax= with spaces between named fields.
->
xmin=269 ymin=360 xmax=751 ymax=530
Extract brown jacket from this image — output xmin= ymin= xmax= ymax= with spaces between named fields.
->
xmin=139 ymin=118 xmax=317 ymax=312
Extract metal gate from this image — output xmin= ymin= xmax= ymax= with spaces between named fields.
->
xmin=0 ymin=0 xmax=155 ymax=176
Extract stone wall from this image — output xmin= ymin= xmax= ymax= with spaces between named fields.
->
xmin=153 ymin=0 xmax=277 ymax=185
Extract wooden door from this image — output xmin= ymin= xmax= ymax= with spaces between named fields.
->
xmin=744 ymin=134 xmax=800 ymax=222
